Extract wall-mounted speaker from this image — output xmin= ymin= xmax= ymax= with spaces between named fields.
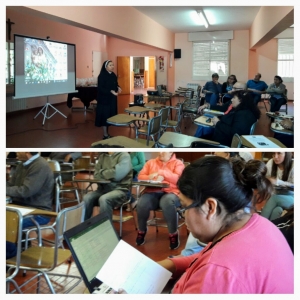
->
xmin=174 ymin=49 xmax=181 ymax=59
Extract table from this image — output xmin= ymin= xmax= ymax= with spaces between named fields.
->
xmin=194 ymin=116 xmax=215 ymax=127
xmin=91 ymin=136 xmax=152 ymax=148
xmin=270 ymin=123 xmax=294 ymax=136
xmin=157 ymin=131 xmax=220 ymax=148
xmin=107 ymin=114 xmax=146 ymax=126
xmin=203 ymin=108 xmax=224 ymax=117
xmin=106 ymin=114 xmax=148 ymax=133
xmin=266 ymin=112 xmax=294 ymax=120
xmin=124 ymin=106 xmax=152 ymax=118
xmin=241 ymin=135 xmax=287 ymax=148
xmin=67 ymin=86 xmax=97 ymax=110
xmin=6 ymin=204 xmax=58 ymax=218
xmin=133 ymin=181 xmax=170 ymax=202
xmin=72 ymin=179 xmax=111 ymax=196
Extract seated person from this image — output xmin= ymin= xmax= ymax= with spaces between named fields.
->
xmin=266 ymin=75 xmax=287 ymax=112
xmin=246 ymin=73 xmax=268 ymax=105
xmin=6 ymin=152 xmax=54 ymax=228
xmin=136 ymin=152 xmax=184 ymax=250
xmin=221 ymin=74 xmax=237 ymax=103
xmin=261 ymin=152 xmax=294 ymax=221
xmin=194 ymin=82 xmax=245 ymax=138
xmin=196 ymin=87 xmax=259 ymax=146
xmin=156 ymin=156 xmax=293 ymax=293
xmin=49 ymin=152 xmax=82 ymax=162
xmin=202 ymin=73 xmax=222 ymax=106
xmin=130 ymin=152 xmax=145 ymax=181
xmin=83 ymin=152 xmax=132 ymax=221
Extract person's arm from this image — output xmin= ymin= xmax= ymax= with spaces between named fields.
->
xmin=100 ymin=153 xmax=132 ymax=181
xmin=137 ymin=160 xmax=155 ymax=181
xmin=157 ymin=160 xmax=185 ymax=185
xmin=133 ymin=152 xmax=145 ymax=173
xmin=6 ymin=164 xmax=50 ymax=198
xmin=267 ymin=83 xmax=286 ymax=95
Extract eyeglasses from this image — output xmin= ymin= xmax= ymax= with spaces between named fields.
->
xmin=178 ymin=201 xmax=201 ymax=219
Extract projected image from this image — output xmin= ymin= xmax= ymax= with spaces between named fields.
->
xmin=24 ymin=38 xmax=68 ymax=84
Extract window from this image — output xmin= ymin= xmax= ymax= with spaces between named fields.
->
xmin=192 ymin=41 xmax=229 ymax=80
xmin=6 ymin=42 xmax=14 ymax=84
xmin=278 ymin=39 xmax=294 ymax=81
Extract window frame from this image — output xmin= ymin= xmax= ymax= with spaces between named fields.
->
xmin=277 ymin=38 xmax=294 ymax=83
xmin=192 ymin=40 xmax=230 ymax=82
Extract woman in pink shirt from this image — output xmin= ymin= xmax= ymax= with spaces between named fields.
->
xmin=136 ymin=152 xmax=184 ymax=250
xmin=158 ymin=156 xmax=294 ymax=293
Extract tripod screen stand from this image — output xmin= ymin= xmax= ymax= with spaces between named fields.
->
xmin=34 ymin=96 xmax=67 ymax=125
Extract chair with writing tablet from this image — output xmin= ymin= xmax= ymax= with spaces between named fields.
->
xmin=135 ymin=114 xmax=162 ymax=147
xmin=190 ymin=141 xmax=230 ymax=148
xmin=231 ymin=133 xmax=242 ymax=148
xmin=6 ymin=203 xmax=85 ymax=294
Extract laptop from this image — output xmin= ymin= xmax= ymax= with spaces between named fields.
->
xmin=63 ymin=212 xmax=120 ymax=294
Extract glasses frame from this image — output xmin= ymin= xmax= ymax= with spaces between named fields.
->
xmin=178 ymin=201 xmax=201 ymax=219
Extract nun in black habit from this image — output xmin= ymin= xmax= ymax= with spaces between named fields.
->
xmin=95 ymin=60 xmax=122 ymax=139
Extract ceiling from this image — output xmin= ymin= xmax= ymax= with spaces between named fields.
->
xmin=133 ymin=6 xmax=263 ymax=33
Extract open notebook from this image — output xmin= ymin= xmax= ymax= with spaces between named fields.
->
xmin=64 ymin=212 xmax=171 ymax=294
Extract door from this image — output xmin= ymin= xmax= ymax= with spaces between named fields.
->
xmin=117 ymin=56 xmax=130 ymax=94
xmin=149 ymin=57 xmax=156 ymax=88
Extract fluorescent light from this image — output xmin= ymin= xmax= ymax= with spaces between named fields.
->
xmin=197 ymin=10 xmax=209 ymax=28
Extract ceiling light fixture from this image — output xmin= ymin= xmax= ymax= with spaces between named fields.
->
xmin=197 ymin=10 xmax=209 ymax=28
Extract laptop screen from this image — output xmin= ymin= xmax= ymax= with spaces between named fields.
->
xmin=64 ymin=213 xmax=119 ymax=292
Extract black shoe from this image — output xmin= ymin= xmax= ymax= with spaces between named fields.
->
xmin=136 ymin=230 xmax=147 ymax=246
xmin=169 ymin=231 xmax=180 ymax=250
xmin=103 ymin=135 xmax=112 ymax=140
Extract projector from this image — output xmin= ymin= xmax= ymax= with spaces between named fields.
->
xmin=147 ymin=90 xmax=158 ymax=96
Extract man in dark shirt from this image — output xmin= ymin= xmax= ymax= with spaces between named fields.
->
xmin=6 ymin=152 xmax=54 ymax=228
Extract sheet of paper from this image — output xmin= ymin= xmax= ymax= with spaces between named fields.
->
xmin=6 ymin=205 xmax=35 ymax=216
xmin=96 ymin=240 xmax=172 ymax=294
xmin=242 ymin=135 xmax=280 ymax=148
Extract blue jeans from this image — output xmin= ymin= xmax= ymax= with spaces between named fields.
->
xmin=83 ymin=188 xmax=128 ymax=221
xmin=269 ymin=96 xmax=287 ymax=112
xmin=22 ymin=215 xmax=51 ymax=229
xmin=205 ymin=93 xmax=219 ymax=106
xmin=136 ymin=192 xmax=180 ymax=233
xmin=194 ymin=125 xmax=214 ymax=138
xmin=261 ymin=193 xmax=294 ymax=220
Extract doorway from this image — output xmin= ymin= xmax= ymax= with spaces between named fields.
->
xmin=131 ymin=56 xmax=156 ymax=94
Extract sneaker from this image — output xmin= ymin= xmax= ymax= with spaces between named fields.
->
xmin=169 ymin=231 xmax=180 ymax=250
xmin=136 ymin=230 xmax=147 ymax=246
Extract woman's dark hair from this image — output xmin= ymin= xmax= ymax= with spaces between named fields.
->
xmin=177 ymin=156 xmax=272 ymax=215
xmin=271 ymin=152 xmax=293 ymax=181
xmin=274 ymin=75 xmax=283 ymax=83
xmin=29 ymin=152 xmax=39 ymax=155
xmin=227 ymin=74 xmax=237 ymax=85
xmin=230 ymin=90 xmax=261 ymax=120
